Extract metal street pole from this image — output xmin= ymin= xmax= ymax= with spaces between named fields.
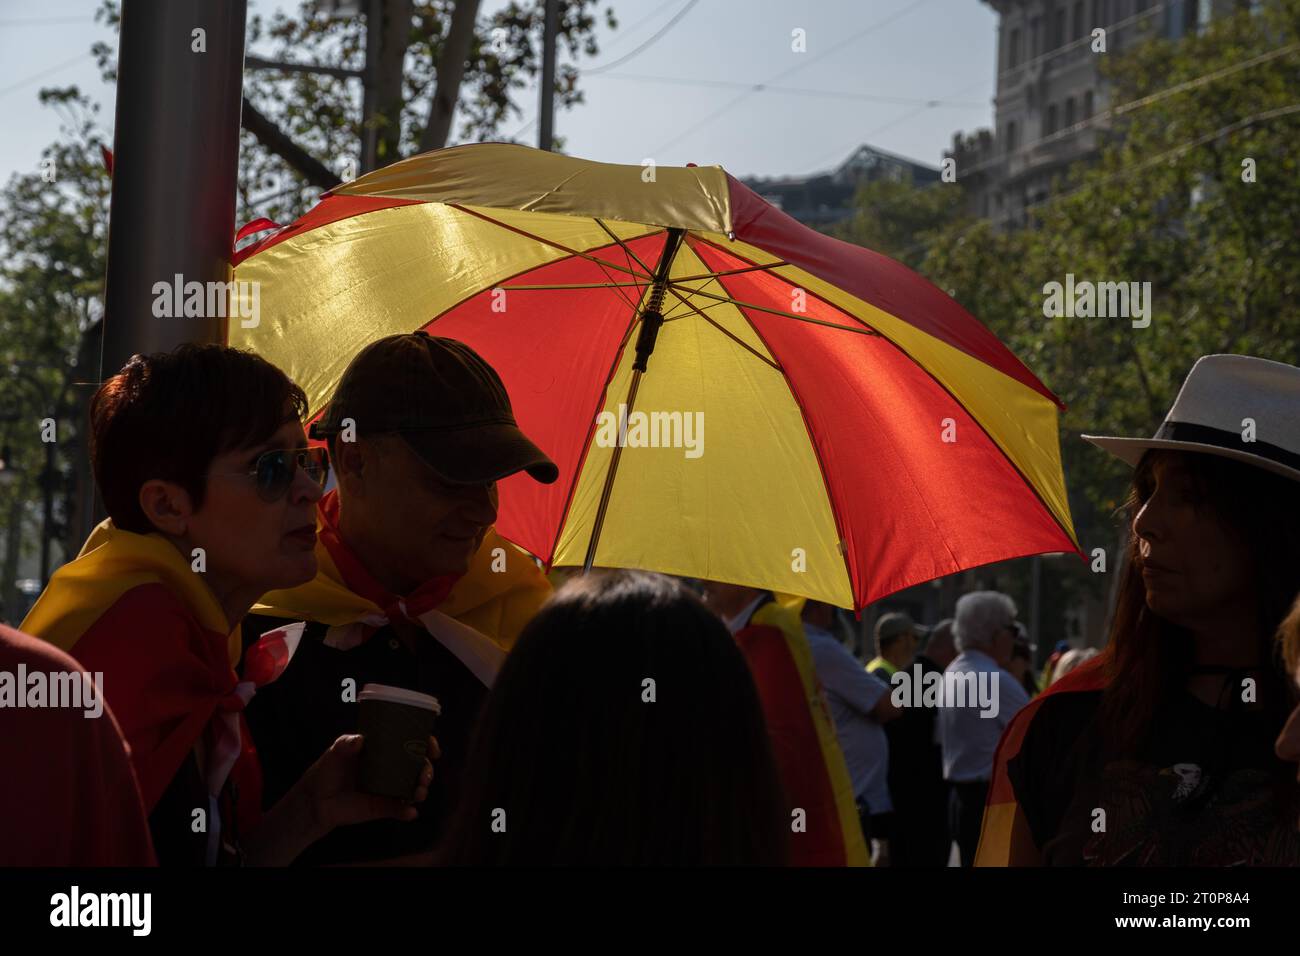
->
xmin=538 ymin=0 xmax=557 ymax=151
xmin=101 ymin=0 xmax=248 ymax=378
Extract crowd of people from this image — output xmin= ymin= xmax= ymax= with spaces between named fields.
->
xmin=2 ymin=335 xmax=1300 ymax=867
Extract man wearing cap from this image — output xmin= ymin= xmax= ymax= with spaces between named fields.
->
xmin=866 ymin=612 xmax=920 ymax=683
xmin=240 ymin=332 xmax=559 ymax=865
xmin=938 ymin=591 xmax=1030 ymax=867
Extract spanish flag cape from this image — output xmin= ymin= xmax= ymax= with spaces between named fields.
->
xmin=20 ymin=521 xmax=261 ymax=819
xmin=252 ymin=491 xmax=551 ymax=663
xmin=734 ymin=596 xmax=870 ymax=867
xmin=974 ymin=656 xmax=1108 ymax=866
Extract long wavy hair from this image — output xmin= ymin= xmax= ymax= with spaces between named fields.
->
xmin=436 ymin=570 xmax=789 ymax=866
xmin=1095 ymin=450 xmax=1300 ymax=762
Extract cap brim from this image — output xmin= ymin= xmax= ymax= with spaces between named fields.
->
xmin=1082 ymin=434 xmax=1300 ymax=484
xmin=401 ymin=423 xmax=559 ymax=485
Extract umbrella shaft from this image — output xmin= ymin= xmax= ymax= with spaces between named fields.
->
xmin=583 ymin=369 xmax=644 ymax=573
xmin=632 ymin=228 xmax=685 ymax=373
xmin=583 ymin=227 xmax=685 ymax=571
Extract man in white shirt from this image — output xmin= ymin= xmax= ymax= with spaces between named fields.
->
xmin=937 ymin=591 xmax=1031 ymax=866
xmin=801 ymin=600 xmax=900 ymax=865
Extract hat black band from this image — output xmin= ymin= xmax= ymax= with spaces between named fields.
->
xmin=1155 ymin=420 xmax=1300 ymax=473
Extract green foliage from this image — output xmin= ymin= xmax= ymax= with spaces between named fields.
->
xmin=91 ymin=0 xmax=613 ymax=223
xmin=831 ymin=175 xmax=966 ymax=272
xmin=246 ymin=0 xmax=612 ymax=222
xmin=0 ymin=88 xmax=108 ymax=618
xmin=838 ymin=0 xmax=1300 ymax=561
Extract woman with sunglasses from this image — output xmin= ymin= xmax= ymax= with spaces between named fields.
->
xmin=22 ymin=344 xmax=434 ymax=865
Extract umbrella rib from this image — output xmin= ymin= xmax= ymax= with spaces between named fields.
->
xmin=659 ymin=280 xmax=731 ymax=321
xmin=689 ymin=234 xmax=888 ymax=339
xmin=662 ymin=284 xmax=782 ymax=372
xmin=499 ymin=281 xmax=650 ymax=290
xmin=592 ymin=217 xmax=657 ymax=318
xmin=658 ymin=248 xmax=733 ymax=322
xmin=706 ymin=265 xmax=862 ymax=609
xmin=449 ymin=205 xmax=654 ymax=313
xmin=672 ymin=261 xmax=792 ymax=282
xmin=450 ymin=204 xmax=655 ymax=281
xmin=588 ymin=254 xmax=647 ymax=316
xmin=593 ymin=218 xmax=656 ymax=279
xmin=669 ymin=284 xmax=881 ymax=336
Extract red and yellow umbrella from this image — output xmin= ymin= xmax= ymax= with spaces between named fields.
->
xmin=231 ymin=142 xmax=1078 ymax=609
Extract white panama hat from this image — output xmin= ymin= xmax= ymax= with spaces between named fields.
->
xmin=1082 ymin=354 xmax=1300 ymax=484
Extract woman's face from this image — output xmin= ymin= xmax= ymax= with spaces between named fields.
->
xmin=1131 ymin=454 xmax=1254 ymax=628
xmin=185 ymin=420 xmax=325 ymax=595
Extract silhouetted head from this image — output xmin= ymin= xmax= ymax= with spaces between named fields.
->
xmin=438 ymin=570 xmax=789 ymax=865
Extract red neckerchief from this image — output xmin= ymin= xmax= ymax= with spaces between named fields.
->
xmin=316 ymin=490 xmax=465 ymax=628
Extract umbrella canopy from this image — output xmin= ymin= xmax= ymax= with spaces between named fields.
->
xmin=231 ymin=142 xmax=1077 ymax=610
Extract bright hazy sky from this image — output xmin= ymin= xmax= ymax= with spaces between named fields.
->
xmin=1 ymin=0 xmax=999 ymax=187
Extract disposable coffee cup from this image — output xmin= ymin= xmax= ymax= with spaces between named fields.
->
xmin=357 ymin=683 xmax=441 ymax=800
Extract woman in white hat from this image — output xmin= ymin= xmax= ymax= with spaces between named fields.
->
xmin=987 ymin=354 xmax=1300 ymax=866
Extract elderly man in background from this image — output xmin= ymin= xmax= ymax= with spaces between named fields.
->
xmin=938 ymin=591 xmax=1030 ymax=867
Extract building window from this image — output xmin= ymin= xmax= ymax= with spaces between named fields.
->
xmin=1008 ymin=27 xmax=1022 ymax=68
xmin=1073 ymin=1 xmax=1085 ymax=36
xmin=1064 ymin=97 xmax=1076 ymax=127
xmin=1006 ymin=121 xmax=1019 ymax=153
xmin=1053 ymin=5 xmax=1066 ymax=47
xmin=1030 ymin=16 xmax=1041 ymax=55
xmin=1083 ymin=89 xmax=1094 ymax=119
xmin=1046 ymin=104 xmax=1059 ymax=136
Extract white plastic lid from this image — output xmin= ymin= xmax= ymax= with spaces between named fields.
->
xmin=358 ymin=682 xmax=442 ymax=714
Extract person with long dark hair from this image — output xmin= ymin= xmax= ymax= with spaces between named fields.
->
xmin=977 ymin=354 xmax=1300 ymax=866
xmin=436 ymin=570 xmax=789 ymax=865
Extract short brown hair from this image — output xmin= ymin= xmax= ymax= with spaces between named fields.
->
xmin=91 ymin=344 xmax=307 ymax=534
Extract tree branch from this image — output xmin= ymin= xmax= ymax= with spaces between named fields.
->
xmin=418 ymin=0 xmax=482 ymax=154
xmin=241 ymin=96 xmax=342 ymax=192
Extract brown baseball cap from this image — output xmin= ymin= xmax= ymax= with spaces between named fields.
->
xmin=310 ymin=332 xmax=559 ymax=485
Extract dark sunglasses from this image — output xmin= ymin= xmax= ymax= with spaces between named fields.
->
xmin=236 ymin=446 xmax=330 ymax=502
